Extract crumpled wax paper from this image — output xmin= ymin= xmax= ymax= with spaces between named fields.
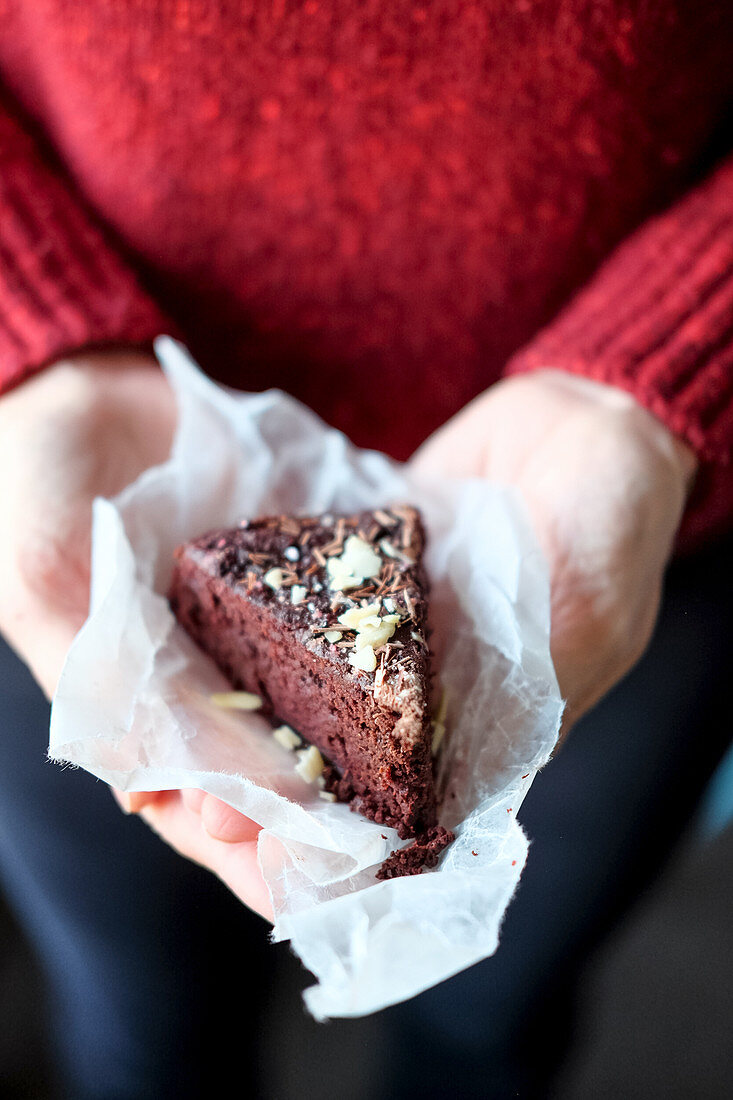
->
xmin=49 ymin=337 xmax=563 ymax=1019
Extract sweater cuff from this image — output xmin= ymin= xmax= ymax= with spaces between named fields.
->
xmin=505 ymin=156 xmax=733 ymax=550
xmin=0 ymin=99 xmax=169 ymax=394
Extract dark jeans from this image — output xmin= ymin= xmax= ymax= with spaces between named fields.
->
xmin=1 ymin=533 xmax=731 ymax=1099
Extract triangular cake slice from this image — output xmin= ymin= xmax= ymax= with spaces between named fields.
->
xmin=169 ymin=506 xmax=438 ymax=838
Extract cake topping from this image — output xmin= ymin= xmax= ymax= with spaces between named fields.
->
xmin=210 ymin=691 xmax=262 ymax=710
xmin=272 ymin=724 xmax=302 ymax=750
xmin=326 ymin=535 xmax=383 ymax=592
xmin=349 ymin=645 xmax=377 ymax=672
xmin=337 ymin=602 xmax=381 ymax=629
xmin=294 ymin=744 xmax=325 ymax=783
xmin=431 ymin=690 xmax=449 ymax=756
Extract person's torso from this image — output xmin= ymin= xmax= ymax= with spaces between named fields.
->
xmin=1 ymin=0 xmax=730 ymax=454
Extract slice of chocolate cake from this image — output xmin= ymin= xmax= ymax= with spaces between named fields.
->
xmin=169 ymin=506 xmax=441 ymax=839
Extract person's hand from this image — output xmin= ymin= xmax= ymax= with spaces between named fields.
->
xmin=0 ymin=350 xmax=178 ymax=693
xmin=0 ymin=351 xmax=272 ymax=920
xmin=410 ymin=370 xmax=698 ymax=736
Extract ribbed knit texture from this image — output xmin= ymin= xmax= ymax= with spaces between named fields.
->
xmin=0 ymin=1 xmax=731 ymax=542
xmin=507 ymin=158 xmax=733 ymax=547
xmin=0 ymin=99 xmax=168 ymax=388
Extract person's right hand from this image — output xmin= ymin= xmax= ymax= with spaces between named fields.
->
xmin=0 ymin=350 xmax=273 ymax=920
xmin=0 ymin=349 xmax=176 ymax=696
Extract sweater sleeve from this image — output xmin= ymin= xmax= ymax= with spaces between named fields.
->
xmin=505 ymin=155 xmax=733 ymax=549
xmin=0 ymin=88 xmax=169 ymax=394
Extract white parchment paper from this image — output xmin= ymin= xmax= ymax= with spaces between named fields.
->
xmin=49 ymin=338 xmax=563 ymax=1018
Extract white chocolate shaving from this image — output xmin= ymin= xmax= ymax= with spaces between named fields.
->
xmin=324 ymin=630 xmax=343 ymax=643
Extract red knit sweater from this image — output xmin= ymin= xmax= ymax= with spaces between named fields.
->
xmin=1 ymin=1 xmax=731 ymax=544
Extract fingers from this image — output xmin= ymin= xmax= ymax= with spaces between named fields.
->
xmin=111 ymin=788 xmax=165 ymax=814
xmin=181 ymin=787 xmax=207 ymax=814
xmin=137 ymin=792 xmax=273 ymax=922
xmin=200 ymin=795 xmax=261 ymax=843
xmin=113 ymin=787 xmax=258 ymax=842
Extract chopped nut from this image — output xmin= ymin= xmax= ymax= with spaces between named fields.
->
xmin=263 ymin=567 xmax=284 ymax=589
xmin=355 ymin=620 xmax=397 ymax=651
xmin=272 ymin=724 xmax=302 ymax=751
xmin=337 ymin=602 xmax=381 ymax=629
xmin=379 ymin=538 xmax=414 ymax=564
xmin=294 ymin=745 xmax=325 ymax=783
xmin=327 ymin=535 xmax=382 ymax=592
xmin=290 ymin=584 xmax=307 ymax=605
xmin=210 ymin=691 xmax=262 ymax=710
xmin=349 ymin=645 xmax=377 ymax=672
xmin=318 ymin=790 xmax=337 ymax=802
xmin=434 ymin=689 xmax=449 ymax=726
xmin=431 ymin=721 xmax=446 ymax=756
xmin=356 ymin=613 xmax=382 ymax=630
xmin=430 ymin=691 xmax=449 ymax=756
xmin=324 ymin=630 xmax=343 ymax=643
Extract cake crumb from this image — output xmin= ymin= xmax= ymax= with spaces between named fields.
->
xmin=376 ymin=826 xmax=454 ymax=880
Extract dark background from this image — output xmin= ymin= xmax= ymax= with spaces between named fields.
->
xmin=2 ymin=816 xmax=732 ymax=1098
